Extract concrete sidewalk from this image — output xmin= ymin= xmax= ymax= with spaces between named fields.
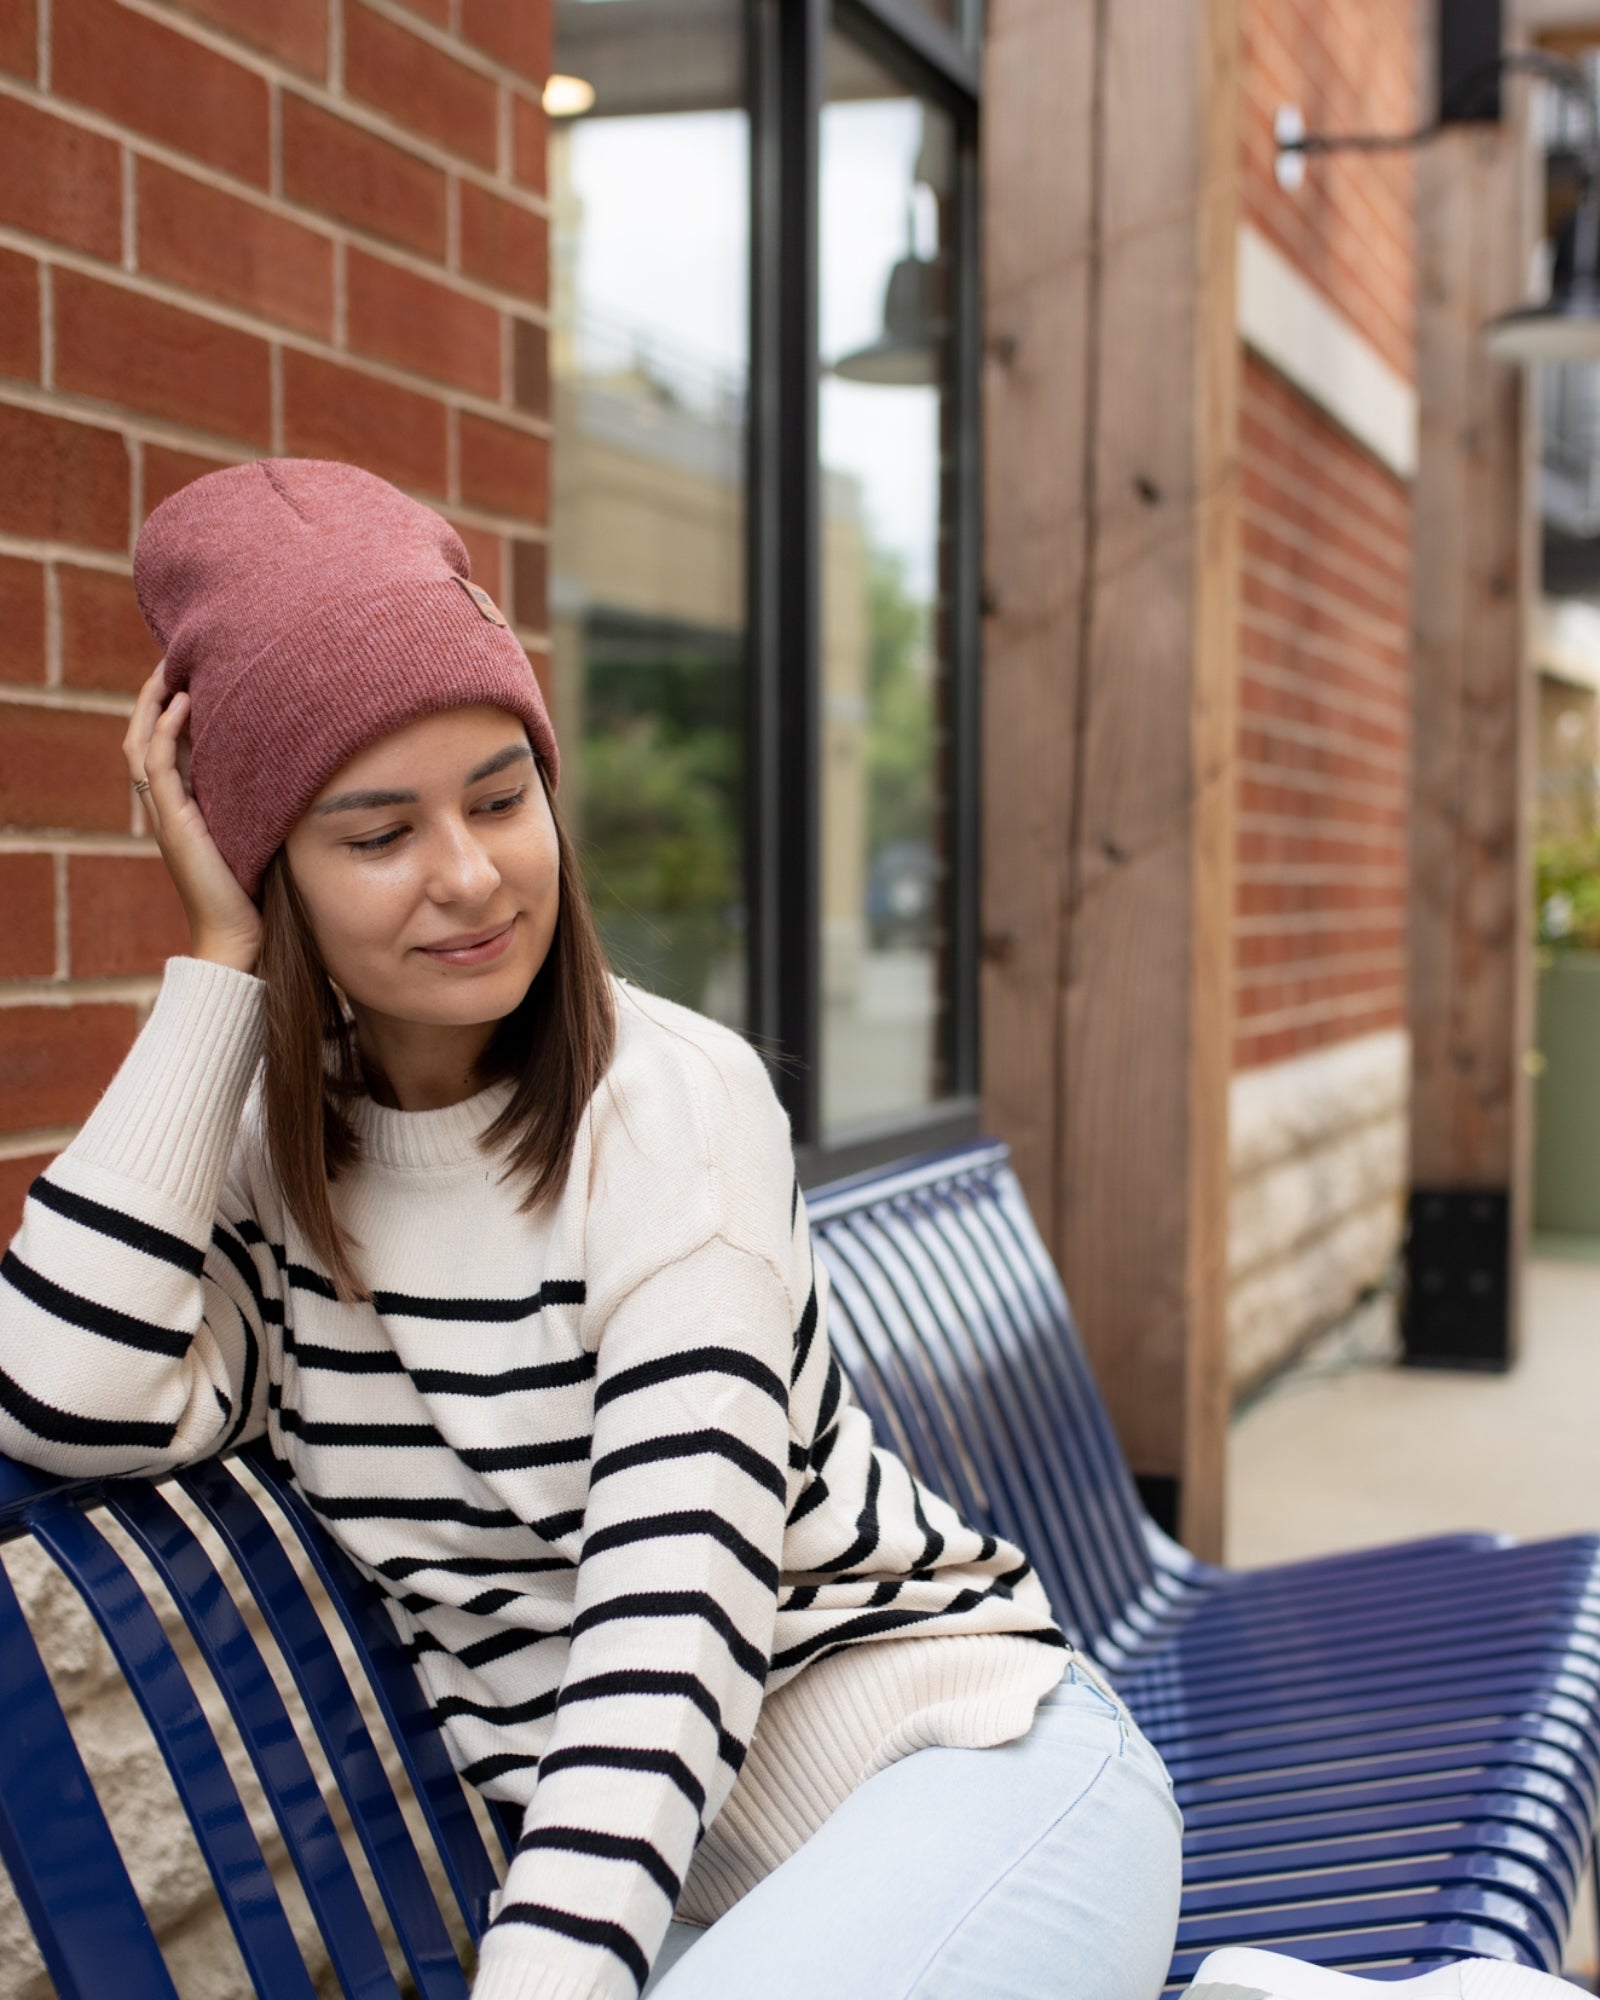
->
xmin=1227 ymin=1248 xmax=1600 ymax=1980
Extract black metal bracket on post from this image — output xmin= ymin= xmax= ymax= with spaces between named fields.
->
xmin=1401 ymin=1187 xmax=1513 ymax=1370
xmin=1440 ymin=0 xmax=1504 ymax=125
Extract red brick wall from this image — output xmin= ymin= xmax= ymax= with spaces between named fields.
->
xmin=0 ymin=0 xmax=551 ymax=1232
xmin=1236 ymin=358 xmax=1412 ymax=1070
xmin=1242 ymin=0 xmax=1418 ymax=380
xmin=1235 ymin=0 xmax=1419 ymax=1071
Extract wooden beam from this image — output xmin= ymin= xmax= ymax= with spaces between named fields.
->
xmin=1406 ymin=110 xmax=1538 ymax=1366
xmin=982 ymin=0 xmax=1239 ymax=1558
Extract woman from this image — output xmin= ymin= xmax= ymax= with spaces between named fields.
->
xmin=0 ymin=460 xmax=1569 ymax=2000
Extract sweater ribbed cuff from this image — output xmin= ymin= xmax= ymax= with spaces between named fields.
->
xmin=469 ymin=1937 xmax=633 ymax=2000
xmin=72 ymin=955 xmax=266 ymax=1213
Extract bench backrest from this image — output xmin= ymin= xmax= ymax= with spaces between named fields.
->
xmin=808 ymin=1140 xmax=1172 ymax=1658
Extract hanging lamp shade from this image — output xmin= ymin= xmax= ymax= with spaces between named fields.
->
xmin=831 ymin=254 xmax=950 ymax=387
xmin=1485 ymin=190 xmax=1600 ymax=364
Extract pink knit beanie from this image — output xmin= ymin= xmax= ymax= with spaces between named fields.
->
xmin=132 ymin=458 xmax=559 ymax=899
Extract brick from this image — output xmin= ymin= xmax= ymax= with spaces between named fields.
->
xmin=394 ymin=0 xmax=450 ymax=20
xmin=345 ymin=5 xmax=498 ymax=168
xmin=460 ymin=0 xmax=549 ymax=85
xmin=510 ymin=90 xmax=546 ymax=195
xmin=0 ymin=96 xmax=122 ymax=259
xmin=53 ymin=0 xmax=270 ymax=187
xmin=0 ymin=1155 xmax=56 ymax=1240
xmin=0 ymin=245 xmax=38 ymax=380
xmin=510 ymin=536 xmax=545 ymax=630
xmin=0 ymin=1004 xmax=139 ymax=1132
xmin=281 ymin=349 xmax=448 ymax=495
xmin=0 ymin=703 xmax=131 ymax=834
xmin=282 ymin=95 xmax=447 ymax=258
xmin=0 ymin=0 xmax=34 ymax=76
xmin=459 ymin=181 xmax=546 ymax=303
xmin=0 ymin=405 xmax=130 ymax=552
xmin=60 ymin=564 xmax=152 ymax=693
xmin=168 ymin=0 xmax=327 ymax=78
xmin=511 ymin=317 xmax=547 ymax=415
xmin=458 ymin=413 xmax=546 ymax=522
xmin=69 ymin=855 xmax=189 ymax=976
xmin=345 ymin=248 xmax=500 ymax=395
xmin=137 ymin=161 xmax=334 ymax=340
xmin=0 ymin=556 xmax=46 ymax=683
xmin=54 ymin=268 xmax=273 ymax=446
xmin=450 ymin=521 xmax=502 ymax=603
xmin=0 ymin=856 xmax=55 ymax=977
xmin=144 ymin=444 xmax=232 ymax=516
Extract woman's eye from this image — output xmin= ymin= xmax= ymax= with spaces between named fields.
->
xmin=347 ymin=827 xmax=406 ymax=854
xmin=478 ymin=787 xmax=527 ymax=817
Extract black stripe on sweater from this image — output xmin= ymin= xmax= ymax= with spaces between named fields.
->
xmin=809 ymin=1455 xmax=881 ymax=1574
xmin=409 ymin=1622 xmax=570 ymax=1672
xmin=594 ymin=1347 xmax=787 ymax=1413
xmin=410 ymin=1354 xmax=596 ymax=1396
xmin=789 ymin=1277 xmax=819 ymax=1387
xmin=786 ymin=1473 xmax=830 ymax=1527
xmin=487 ymin=1902 xmax=648 ymax=1992
xmin=0 ymin=1251 xmax=189 ymax=1359
xmin=372 ymin=1278 xmax=586 ymax=1323
xmin=276 ymin=1407 xmax=445 ymax=1450
xmin=557 ymin=1668 xmax=743 ymax=1767
xmin=433 ymin=1686 xmax=561 ymax=1728
xmin=220 ymin=1294 xmax=261 ymax=1454
xmin=457 ymin=1433 xmax=591 ymax=1475
xmin=459 ymin=1751 xmax=542 ymax=1787
xmin=590 ymin=1429 xmax=784 ymax=1502
xmin=515 ymin=1825 xmax=681 ymax=1907
xmin=210 ymin=1223 xmax=282 ymax=1324
xmin=770 ymin=1574 xmax=1066 ymax=1673
xmin=535 ymin=1744 xmax=706 ymax=1819
xmin=298 ymin=1487 xmax=555 ymax=1532
xmin=570 ymin=1590 xmax=767 ymax=1683
xmin=28 ymin=1177 xmax=205 ymax=1276
xmin=0 ymin=1358 xmax=176 ymax=1450
xmin=376 ymin=1553 xmax=574 ymax=1581
xmin=582 ymin=1510 xmax=779 ymax=1592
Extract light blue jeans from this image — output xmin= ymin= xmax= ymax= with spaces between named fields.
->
xmin=641 ymin=1660 xmax=1184 ymax=1999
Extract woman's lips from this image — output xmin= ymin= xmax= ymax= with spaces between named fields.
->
xmin=415 ymin=919 xmax=516 ymax=966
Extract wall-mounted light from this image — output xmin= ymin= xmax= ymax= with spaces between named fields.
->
xmin=1277 ymin=49 xmax=1600 ymax=366
xmin=542 ymin=74 xmax=596 ymax=118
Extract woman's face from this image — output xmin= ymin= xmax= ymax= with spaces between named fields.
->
xmin=283 ymin=704 xmax=559 ymax=1032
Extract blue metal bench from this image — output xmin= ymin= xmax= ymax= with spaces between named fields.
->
xmin=1 ymin=1137 xmax=1596 ymax=1995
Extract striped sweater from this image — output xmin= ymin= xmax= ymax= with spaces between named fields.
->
xmin=0 ymin=957 xmax=1068 ymax=2000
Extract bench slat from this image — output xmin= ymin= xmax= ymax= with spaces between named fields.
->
xmin=28 ymin=1506 xmax=322 ymax=1999
xmin=175 ymin=1457 xmax=470 ymax=1999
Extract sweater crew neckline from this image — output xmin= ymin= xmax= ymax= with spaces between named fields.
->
xmin=351 ymin=1079 xmax=516 ymax=1171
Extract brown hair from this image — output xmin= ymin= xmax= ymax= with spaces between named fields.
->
xmin=257 ymin=775 xmax=615 ymax=1302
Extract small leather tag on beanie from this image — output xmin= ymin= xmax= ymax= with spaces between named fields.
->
xmin=453 ymin=575 xmax=508 ymax=627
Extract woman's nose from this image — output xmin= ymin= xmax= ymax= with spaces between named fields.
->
xmin=426 ymin=819 xmax=501 ymax=905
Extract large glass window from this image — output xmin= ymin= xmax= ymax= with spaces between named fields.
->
xmin=548 ymin=0 xmax=748 ymax=1025
xmin=819 ymin=38 xmax=956 ymax=1136
xmin=548 ymin=0 xmax=979 ymax=1171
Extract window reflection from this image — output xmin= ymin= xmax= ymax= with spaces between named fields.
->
xmin=549 ymin=0 xmax=747 ymax=1025
xmin=820 ymin=37 xmax=957 ymax=1134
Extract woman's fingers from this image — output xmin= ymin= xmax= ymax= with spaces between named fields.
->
xmin=123 ymin=661 xmax=170 ymax=788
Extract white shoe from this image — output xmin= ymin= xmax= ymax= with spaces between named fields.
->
xmin=1183 ymin=1947 xmax=1573 ymax=1999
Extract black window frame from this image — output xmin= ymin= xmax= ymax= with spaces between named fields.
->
xmin=746 ymin=0 xmax=984 ymax=1184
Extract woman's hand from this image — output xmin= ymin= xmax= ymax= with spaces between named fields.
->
xmin=125 ymin=663 xmax=263 ymax=975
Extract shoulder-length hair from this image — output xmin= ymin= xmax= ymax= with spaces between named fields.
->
xmin=256 ymin=770 xmax=615 ymax=1302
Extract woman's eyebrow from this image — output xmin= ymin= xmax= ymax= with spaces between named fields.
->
xmin=466 ymin=743 xmax=533 ymax=783
xmin=313 ymin=744 xmax=531 ymax=816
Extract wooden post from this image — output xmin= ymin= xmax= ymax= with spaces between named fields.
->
xmin=1405 ymin=107 xmax=1538 ymax=1369
xmin=981 ymin=0 xmax=1239 ymax=1558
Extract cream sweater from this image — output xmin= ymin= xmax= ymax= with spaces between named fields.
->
xmin=0 ymin=958 xmax=1068 ymax=1999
